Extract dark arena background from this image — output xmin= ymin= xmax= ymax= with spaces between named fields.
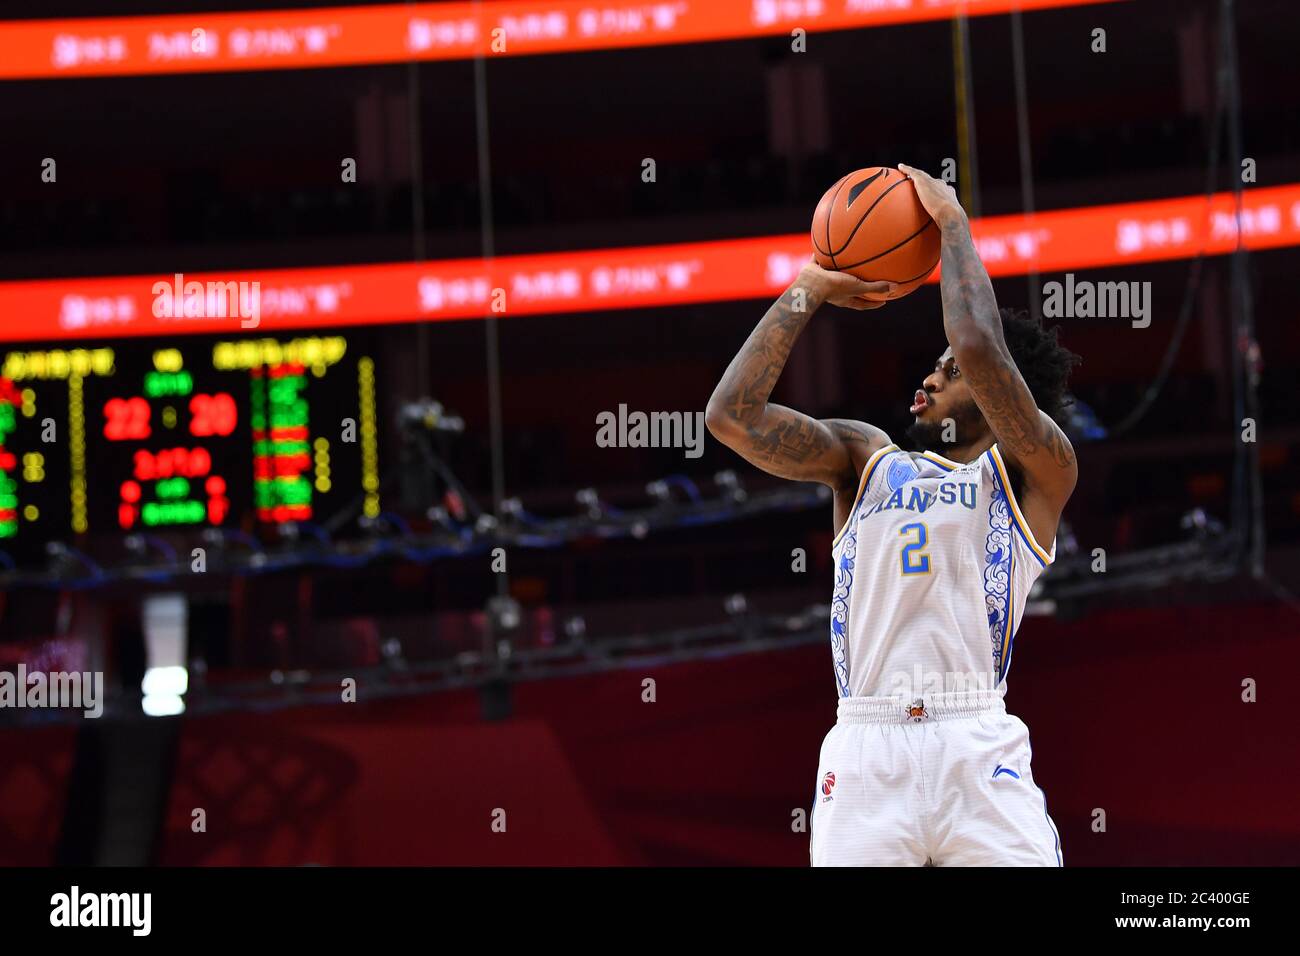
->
xmin=0 ymin=0 xmax=1298 ymax=894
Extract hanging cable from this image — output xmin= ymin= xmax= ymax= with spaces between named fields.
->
xmin=1107 ymin=2 xmax=1229 ymax=438
xmin=1218 ymin=0 xmax=1265 ymax=577
xmin=951 ymin=11 xmax=980 ymax=217
xmin=1009 ymin=9 xmax=1040 ymax=320
xmin=471 ymin=0 xmax=509 ymax=601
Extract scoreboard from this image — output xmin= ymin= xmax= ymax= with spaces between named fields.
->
xmin=0 ymin=333 xmax=382 ymax=563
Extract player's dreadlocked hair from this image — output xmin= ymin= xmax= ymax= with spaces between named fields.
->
xmin=998 ymin=307 xmax=1081 ymax=424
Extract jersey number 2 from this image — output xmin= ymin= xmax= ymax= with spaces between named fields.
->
xmin=899 ymin=522 xmax=931 ymax=575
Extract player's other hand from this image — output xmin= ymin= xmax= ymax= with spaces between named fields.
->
xmin=797 ymin=259 xmax=895 ymax=311
xmin=897 ymin=163 xmax=967 ymax=233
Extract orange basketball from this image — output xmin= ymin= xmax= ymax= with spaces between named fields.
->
xmin=810 ymin=166 xmax=941 ymax=299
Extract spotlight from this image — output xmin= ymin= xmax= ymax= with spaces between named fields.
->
xmin=427 ymin=506 xmax=456 ymax=531
xmin=645 ymin=480 xmax=672 ymax=503
xmin=1180 ymin=508 xmax=1225 ymax=540
xmin=714 ymin=470 xmax=747 ymax=503
xmin=487 ymin=594 xmax=522 ymax=632
xmin=124 ymin=533 xmax=177 ymax=562
xmin=381 ymin=637 xmax=408 ymax=671
xmin=575 ymin=487 xmax=604 ymax=519
xmin=398 ymin=398 xmax=465 ymax=433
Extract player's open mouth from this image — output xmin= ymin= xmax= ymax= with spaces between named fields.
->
xmin=910 ymin=390 xmax=931 ymax=416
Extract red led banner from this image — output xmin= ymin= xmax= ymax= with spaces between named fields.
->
xmin=0 ymin=182 xmax=1296 ymax=344
xmin=0 ymin=0 xmax=1119 ymax=79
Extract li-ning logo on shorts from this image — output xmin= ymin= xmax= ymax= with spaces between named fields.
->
xmin=992 ymin=764 xmax=1021 ymax=780
xmin=821 ymin=771 xmax=836 ymax=802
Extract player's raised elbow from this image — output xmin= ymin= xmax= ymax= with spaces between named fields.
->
xmin=704 ymin=397 xmax=740 ymax=444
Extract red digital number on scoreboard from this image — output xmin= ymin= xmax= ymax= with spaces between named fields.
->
xmin=189 ymin=393 xmax=237 ymax=437
xmin=133 ymin=447 xmax=212 ymax=481
xmin=103 ymin=396 xmax=150 ymax=440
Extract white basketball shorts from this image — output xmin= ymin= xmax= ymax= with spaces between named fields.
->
xmin=810 ymin=691 xmax=1062 ymax=866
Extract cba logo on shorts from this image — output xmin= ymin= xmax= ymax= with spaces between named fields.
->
xmin=821 ymin=771 xmax=836 ymax=802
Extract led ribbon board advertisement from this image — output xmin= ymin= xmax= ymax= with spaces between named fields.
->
xmin=0 ymin=0 xmax=1121 ymax=79
xmin=0 ymin=182 xmax=1295 ymax=342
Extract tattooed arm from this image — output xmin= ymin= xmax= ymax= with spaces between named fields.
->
xmin=705 ymin=261 xmax=895 ymax=495
xmin=899 ymin=164 xmax=1077 ymax=545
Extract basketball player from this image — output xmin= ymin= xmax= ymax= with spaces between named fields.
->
xmin=705 ymin=164 xmax=1079 ymax=866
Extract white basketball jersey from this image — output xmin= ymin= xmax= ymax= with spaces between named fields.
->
xmin=829 ymin=443 xmax=1055 ymax=700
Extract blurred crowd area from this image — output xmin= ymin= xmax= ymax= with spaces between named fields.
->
xmin=1 ymin=0 xmax=1297 ymax=662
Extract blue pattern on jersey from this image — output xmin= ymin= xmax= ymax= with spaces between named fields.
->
xmin=830 ymin=453 xmax=883 ymax=700
xmin=985 ymin=467 xmax=1013 ymax=680
xmin=885 ymin=455 xmax=917 ymax=492
xmin=830 ymin=545 xmax=854 ymax=698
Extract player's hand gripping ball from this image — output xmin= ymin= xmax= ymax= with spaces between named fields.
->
xmin=796 ymin=258 xmax=895 ymax=311
xmin=810 ymin=165 xmax=943 ymax=300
